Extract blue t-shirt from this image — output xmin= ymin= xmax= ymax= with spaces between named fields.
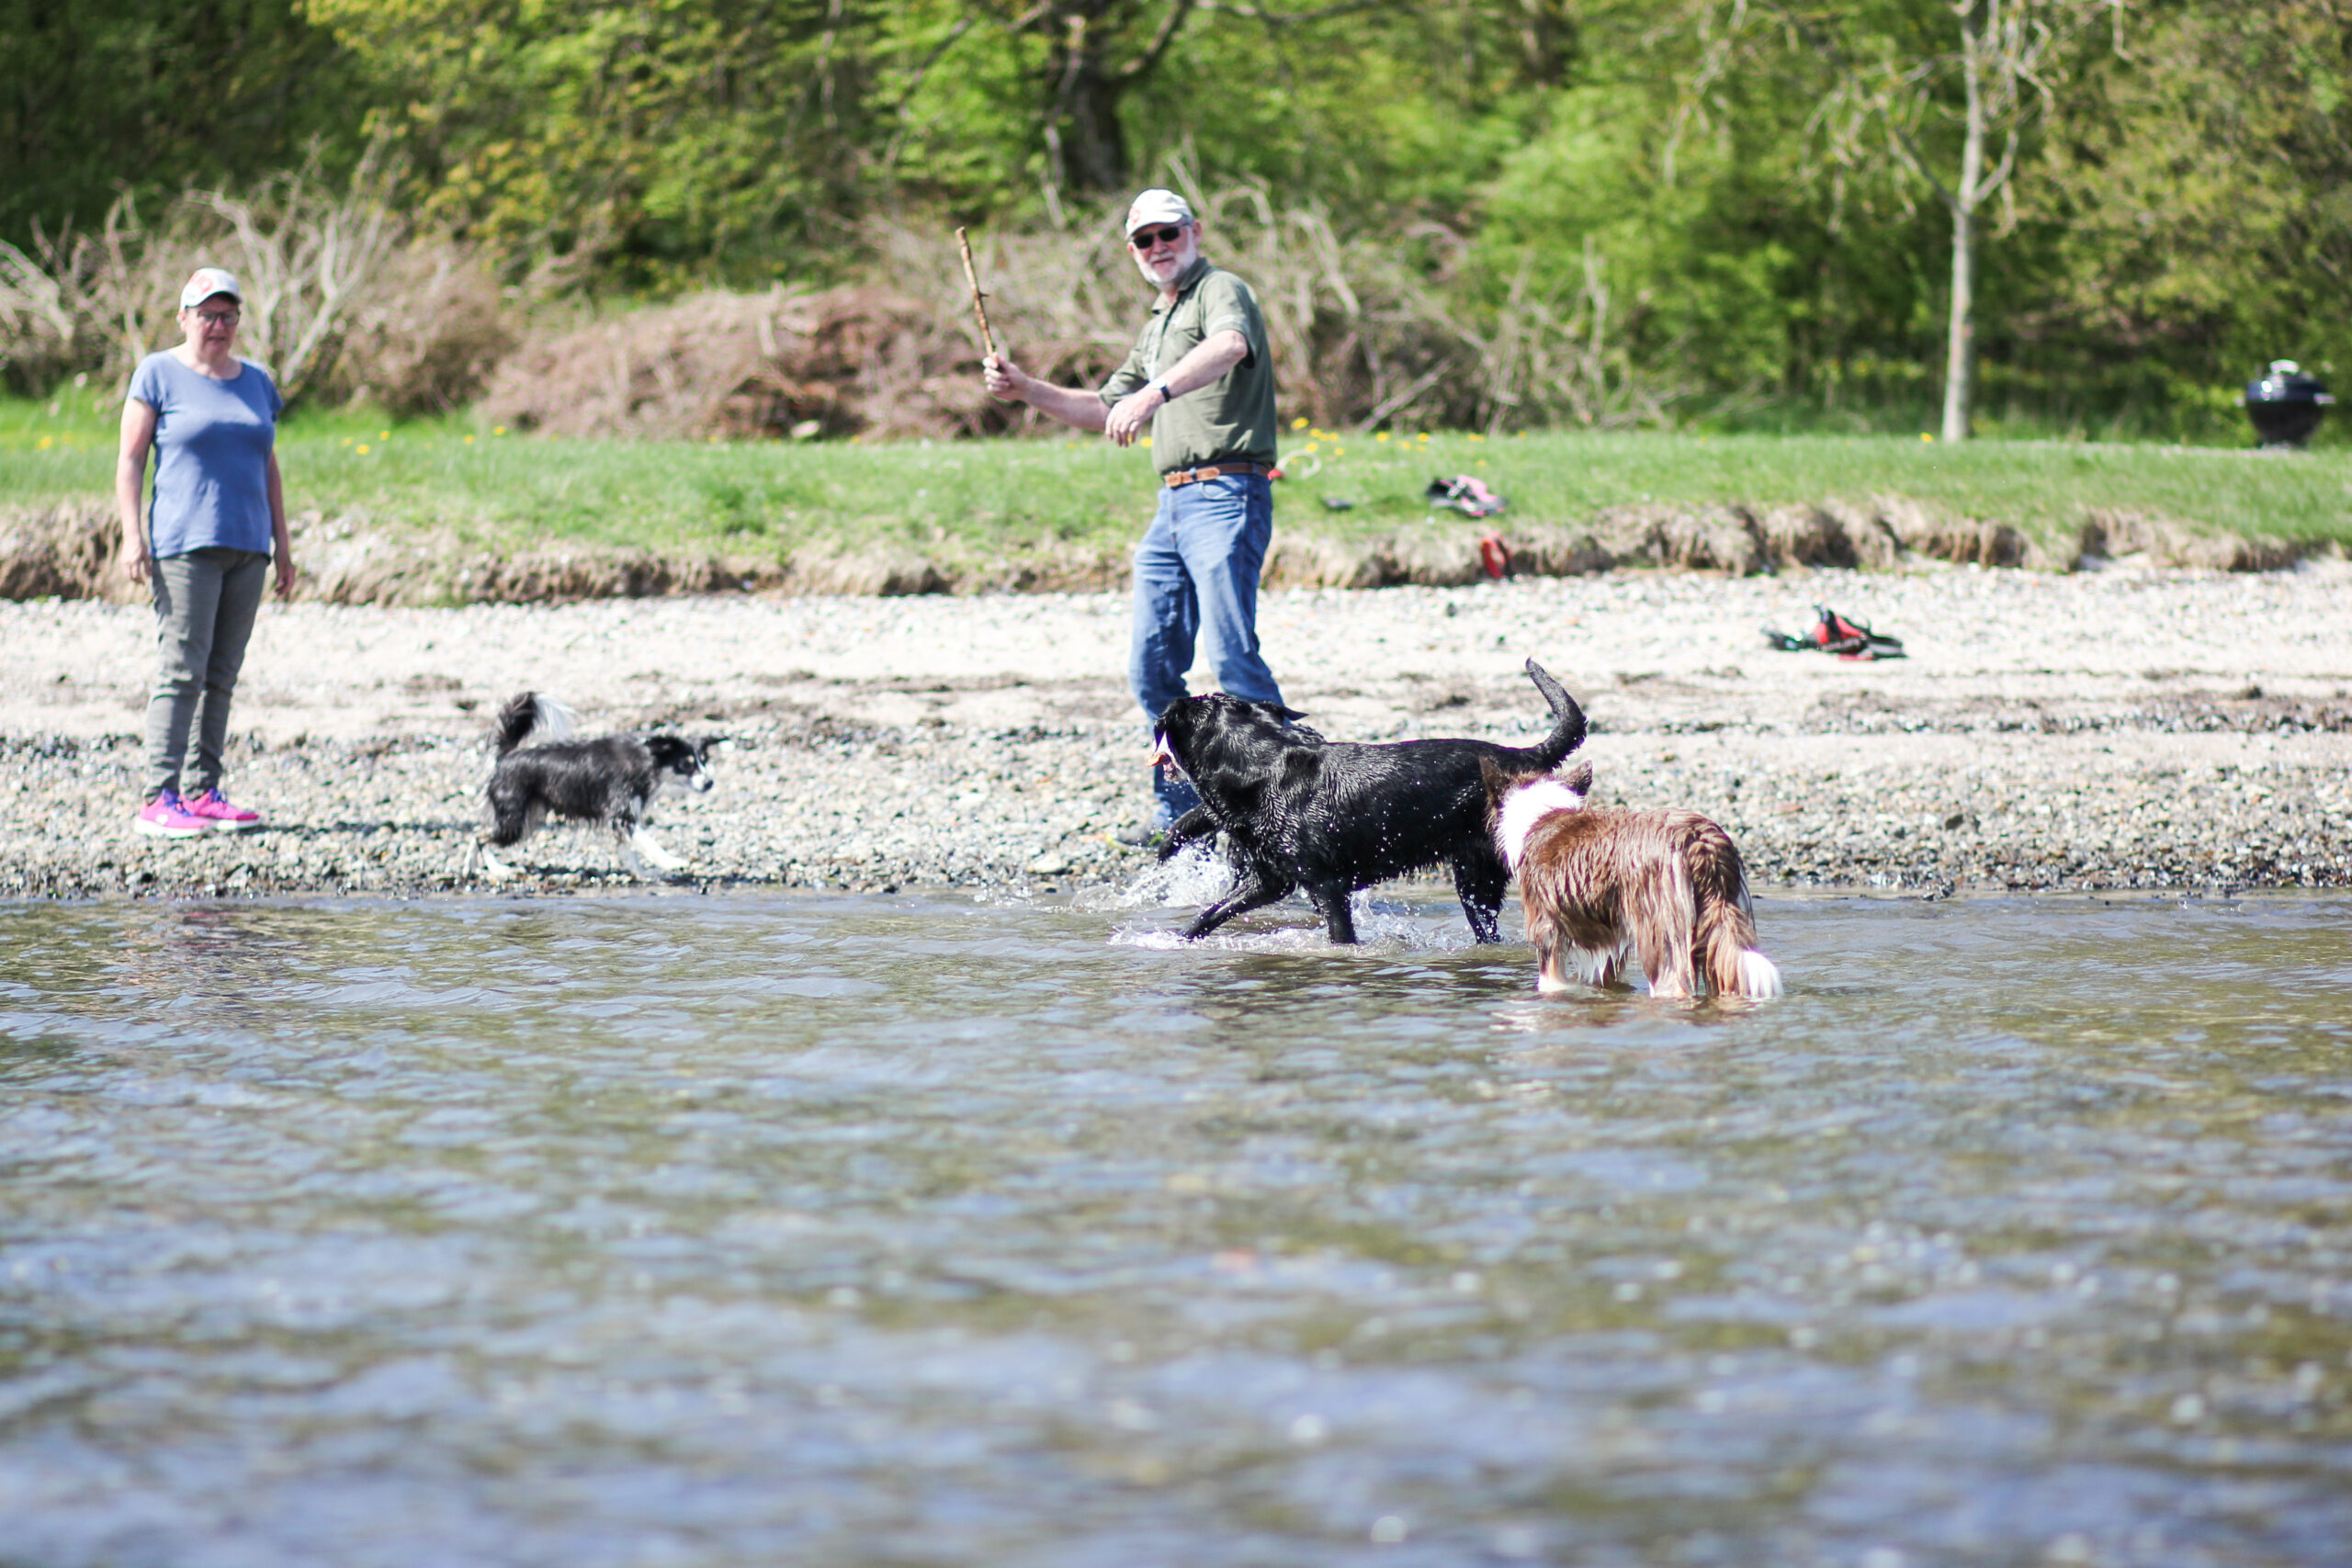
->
xmin=129 ymin=352 xmax=283 ymax=558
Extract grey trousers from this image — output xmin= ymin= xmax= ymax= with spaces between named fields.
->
xmin=144 ymin=547 xmax=269 ymax=800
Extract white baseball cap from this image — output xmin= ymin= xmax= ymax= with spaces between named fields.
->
xmin=1125 ymin=189 xmax=1194 ymax=238
xmin=179 ymin=268 xmax=243 ymax=310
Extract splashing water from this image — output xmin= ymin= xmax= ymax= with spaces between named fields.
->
xmin=1095 ymin=846 xmax=1485 ymax=951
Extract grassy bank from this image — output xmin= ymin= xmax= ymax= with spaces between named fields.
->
xmin=6 ymin=396 xmax=2349 ymax=559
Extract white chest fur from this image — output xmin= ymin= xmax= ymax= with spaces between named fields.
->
xmin=1497 ymin=779 xmax=1589 ymax=869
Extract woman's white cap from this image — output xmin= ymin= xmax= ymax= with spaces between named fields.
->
xmin=179 ymin=268 xmax=243 ymax=309
xmin=1125 ymin=188 xmax=1194 ymax=237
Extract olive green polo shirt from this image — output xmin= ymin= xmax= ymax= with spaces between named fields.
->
xmin=1099 ymin=257 xmax=1277 ymax=474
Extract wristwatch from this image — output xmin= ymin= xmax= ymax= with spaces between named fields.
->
xmin=1147 ymin=376 xmax=1172 ymax=401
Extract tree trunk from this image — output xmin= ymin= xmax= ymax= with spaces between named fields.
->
xmin=1942 ymin=197 xmax=1974 ymax=442
xmin=1941 ymin=6 xmax=1988 ymax=443
xmin=1035 ymin=1 xmax=1201 ymax=195
xmin=1047 ymin=7 xmax=1128 ymax=192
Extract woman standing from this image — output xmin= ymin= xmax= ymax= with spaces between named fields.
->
xmin=116 ymin=267 xmax=298 ymax=838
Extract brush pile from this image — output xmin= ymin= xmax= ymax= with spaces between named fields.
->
xmin=473 ymin=286 xmax=1006 ymax=442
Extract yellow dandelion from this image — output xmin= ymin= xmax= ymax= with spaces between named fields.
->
xmin=356 ymin=444 xmax=371 ymax=455
xmin=1291 ymin=416 xmax=1308 ymax=430
xmin=379 ymin=429 xmax=390 ymax=440
xmin=1920 ymin=432 xmax=1935 ymax=442
xmin=463 ymin=434 xmax=475 ymax=445
xmin=36 ymin=435 xmax=51 ymax=450
xmin=492 ymin=425 xmax=507 ymax=435
xmin=1468 ymin=433 xmax=1485 ymax=443
xmin=1375 ymin=432 xmax=1389 ymax=443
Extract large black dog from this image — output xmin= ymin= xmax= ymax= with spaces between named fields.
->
xmin=1149 ymin=659 xmax=1589 ymax=943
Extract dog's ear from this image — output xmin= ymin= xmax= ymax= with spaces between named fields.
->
xmin=1276 ymin=705 xmax=1310 ymax=724
xmin=1478 ymin=754 xmax=1510 ymax=802
xmin=1559 ymin=759 xmax=1593 ymax=795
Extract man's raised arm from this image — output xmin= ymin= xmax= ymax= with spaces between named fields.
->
xmin=984 ymin=353 xmax=1111 ymax=433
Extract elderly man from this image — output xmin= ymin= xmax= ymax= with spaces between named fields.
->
xmin=984 ymin=188 xmax=1285 ymax=837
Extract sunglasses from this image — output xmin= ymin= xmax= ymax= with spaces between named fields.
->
xmin=1128 ymin=223 xmax=1187 ymax=248
xmin=192 ymin=308 xmax=241 ymax=326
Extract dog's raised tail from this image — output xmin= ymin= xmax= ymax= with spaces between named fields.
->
xmin=1523 ymin=659 xmax=1589 ymax=768
xmin=492 ymin=691 xmax=576 ymax=757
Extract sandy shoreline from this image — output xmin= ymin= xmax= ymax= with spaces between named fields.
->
xmin=5 ymin=562 xmax=2350 ymax=903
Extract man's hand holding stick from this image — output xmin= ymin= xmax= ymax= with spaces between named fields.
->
xmin=968 ymin=227 xmax=1116 ymax=434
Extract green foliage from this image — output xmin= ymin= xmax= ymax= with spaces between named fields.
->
xmin=0 ymin=0 xmax=362 ymax=243
xmin=2026 ymin=0 xmax=2352 ymax=422
xmin=3 ymin=0 xmax=2348 ymax=431
xmin=301 ymin=0 xmax=880 ymax=288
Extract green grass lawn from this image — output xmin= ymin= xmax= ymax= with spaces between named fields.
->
xmin=6 ymin=393 xmax=2348 ymax=558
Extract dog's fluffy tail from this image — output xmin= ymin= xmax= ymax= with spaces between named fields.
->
xmin=492 ymin=691 xmax=576 ymax=757
xmin=1692 ymin=843 xmax=1782 ymax=998
xmin=1522 ymin=659 xmax=1589 ymax=768
xmin=1732 ymin=949 xmax=1784 ymax=998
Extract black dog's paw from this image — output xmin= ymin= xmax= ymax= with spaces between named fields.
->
xmin=1157 ymin=807 xmax=1216 ymax=861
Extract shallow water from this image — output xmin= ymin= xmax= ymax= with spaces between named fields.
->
xmin=2 ymin=886 xmax=2348 ymax=1567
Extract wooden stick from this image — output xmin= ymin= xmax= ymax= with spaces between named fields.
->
xmin=956 ymin=226 xmax=999 ymax=362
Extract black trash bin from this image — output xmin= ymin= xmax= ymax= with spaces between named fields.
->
xmin=2244 ymin=360 xmax=2335 ymax=447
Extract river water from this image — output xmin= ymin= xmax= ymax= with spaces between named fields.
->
xmin=2 ymin=885 xmax=2347 ymax=1567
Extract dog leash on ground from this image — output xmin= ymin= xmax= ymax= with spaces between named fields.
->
xmin=1762 ymin=605 xmax=1906 ymax=661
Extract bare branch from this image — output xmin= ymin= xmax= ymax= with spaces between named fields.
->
xmin=1195 ymin=0 xmax=1387 ymax=24
xmin=1122 ymin=0 xmax=1201 ymax=77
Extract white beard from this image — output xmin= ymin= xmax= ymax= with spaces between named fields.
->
xmin=1133 ymin=241 xmax=1198 ymax=289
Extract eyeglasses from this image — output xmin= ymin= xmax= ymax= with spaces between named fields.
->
xmin=192 ymin=309 xmax=241 ymax=326
xmin=1128 ymin=224 xmax=1187 ymax=249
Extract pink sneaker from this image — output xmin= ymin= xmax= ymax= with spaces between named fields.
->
xmin=187 ymin=788 xmax=262 ymax=832
xmin=134 ymin=790 xmax=208 ymax=840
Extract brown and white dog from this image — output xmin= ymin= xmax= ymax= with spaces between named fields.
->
xmin=1484 ymin=760 xmax=1783 ymax=998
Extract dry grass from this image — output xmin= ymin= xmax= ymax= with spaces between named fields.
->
xmin=865 ymin=176 xmax=1690 ymax=435
xmin=6 ymin=163 xmax=1691 ymax=437
xmin=0 ymin=144 xmax=516 ymax=413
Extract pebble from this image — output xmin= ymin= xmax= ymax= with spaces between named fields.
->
xmin=4 ymin=563 xmax=2348 ymax=899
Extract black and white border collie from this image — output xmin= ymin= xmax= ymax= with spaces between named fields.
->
xmin=473 ymin=693 xmax=716 ymax=882
xmin=1148 ymin=660 xmax=1589 ymax=944
xmin=1486 ymin=759 xmax=1782 ymax=998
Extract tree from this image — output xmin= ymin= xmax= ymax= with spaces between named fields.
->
xmin=2030 ymin=0 xmax=2352 ymax=414
xmin=1681 ymin=0 xmax=2111 ymax=438
xmin=1024 ymin=0 xmax=1201 ymax=195
xmin=305 ymin=0 xmax=883 ymax=285
xmin=0 ymin=0 xmax=364 ymax=249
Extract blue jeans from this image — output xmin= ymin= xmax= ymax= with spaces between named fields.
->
xmin=1130 ymin=474 xmax=1283 ymax=824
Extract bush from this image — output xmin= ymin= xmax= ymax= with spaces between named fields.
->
xmin=324 ymin=242 xmax=518 ymax=415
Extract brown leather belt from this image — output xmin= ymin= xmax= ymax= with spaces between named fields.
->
xmin=1162 ymin=461 xmax=1275 ymax=488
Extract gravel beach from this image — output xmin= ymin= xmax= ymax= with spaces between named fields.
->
xmin=6 ymin=561 xmax=2350 ymax=902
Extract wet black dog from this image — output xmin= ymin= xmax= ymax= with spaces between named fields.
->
xmin=473 ymin=693 xmax=717 ymax=881
xmin=1149 ymin=659 xmax=1588 ymax=943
